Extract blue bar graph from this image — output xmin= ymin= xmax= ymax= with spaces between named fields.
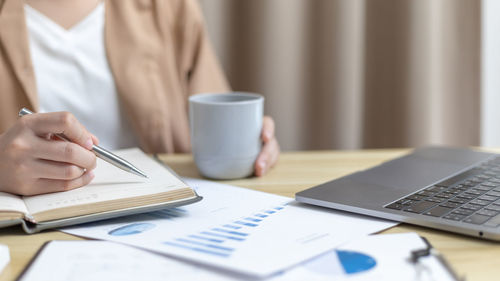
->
xmin=234 ymin=221 xmax=258 ymax=227
xmin=200 ymin=231 xmax=246 ymax=241
xmin=176 ymin=238 xmax=234 ymax=252
xmin=188 ymin=235 xmax=224 ymax=243
xmin=163 ymin=204 xmax=288 ymax=258
xmin=212 ymin=228 xmax=249 ymax=236
xmin=223 ymin=224 xmax=241 ymax=230
xmin=163 ymin=242 xmax=230 ymax=257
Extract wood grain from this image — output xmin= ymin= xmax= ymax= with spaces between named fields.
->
xmin=1 ymin=148 xmax=498 ymax=281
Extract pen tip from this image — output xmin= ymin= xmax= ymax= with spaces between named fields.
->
xmin=130 ymin=167 xmax=149 ymax=179
xmin=139 ymin=171 xmax=149 ymax=179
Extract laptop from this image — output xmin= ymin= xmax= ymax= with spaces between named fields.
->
xmin=295 ymin=146 xmax=500 ymax=241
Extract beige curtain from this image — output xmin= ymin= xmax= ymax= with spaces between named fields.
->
xmin=198 ymin=0 xmax=481 ymax=151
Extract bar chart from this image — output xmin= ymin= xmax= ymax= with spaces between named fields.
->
xmin=162 ymin=205 xmax=287 ymax=258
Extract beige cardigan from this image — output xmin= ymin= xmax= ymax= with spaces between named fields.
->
xmin=0 ymin=0 xmax=230 ymax=153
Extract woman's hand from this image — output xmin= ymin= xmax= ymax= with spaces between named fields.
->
xmin=254 ymin=116 xmax=280 ymax=176
xmin=0 ymin=112 xmax=98 ymax=196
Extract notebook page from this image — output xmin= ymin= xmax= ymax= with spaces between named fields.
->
xmin=23 ymin=148 xmax=188 ymax=216
xmin=0 ymin=192 xmax=28 ymax=215
xmin=91 ymin=150 xmax=148 ymax=185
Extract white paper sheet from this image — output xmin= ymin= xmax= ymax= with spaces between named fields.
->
xmin=17 ymin=241 xmax=235 ymax=281
xmin=0 ymin=244 xmax=9 ymax=275
xmin=0 ymin=192 xmax=27 ymax=214
xmin=19 ymin=234 xmax=457 ymax=281
xmin=269 ymin=232 xmax=457 ymax=281
xmin=62 ymin=178 xmax=396 ymax=277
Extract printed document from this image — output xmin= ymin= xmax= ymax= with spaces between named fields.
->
xmin=63 ymin=178 xmax=396 ymax=277
xmin=18 ymin=234 xmax=456 ymax=281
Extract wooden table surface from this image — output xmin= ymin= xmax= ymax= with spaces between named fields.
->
xmin=1 ymin=149 xmax=500 ymax=281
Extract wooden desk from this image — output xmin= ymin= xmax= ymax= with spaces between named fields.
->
xmin=1 ymin=149 xmax=499 ymax=281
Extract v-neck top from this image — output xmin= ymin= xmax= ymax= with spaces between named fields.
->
xmin=24 ymin=3 xmax=139 ymax=149
xmin=0 ymin=0 xmax=230 ymax=153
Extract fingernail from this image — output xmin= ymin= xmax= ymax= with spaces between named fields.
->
xmin=85 ymin=138 xmax=93 ymax=149
xmin=264 ymin=131 xmax=272 ymax=140
xmin=88 ymin=170 xmax=95 ymax=179
xmin=259 ymin=160 xmax=266 ymax=172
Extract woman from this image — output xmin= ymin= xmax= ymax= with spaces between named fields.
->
xmin=0 ymin=0 xmax=280 ymax=196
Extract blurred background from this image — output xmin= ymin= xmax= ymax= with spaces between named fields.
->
xmin=198 ymin=0 xmax=497 ymax=151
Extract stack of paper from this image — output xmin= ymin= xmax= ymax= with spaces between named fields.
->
xmin=63 ymin=178 xmax=396 ymax=277
xmin=18 ymin=233 xmax=456 ymax=281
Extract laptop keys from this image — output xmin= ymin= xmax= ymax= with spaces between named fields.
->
xmin=486 ymin=190 xmax=500 ymax=197
xmin=463 ymin=214 xmax=491 ymax=225
xmin=385 ymin=203 xmax=404 ymax=210
xmin=439 ymin=201 xmax=462 ymax=209
xmin=423 ymin=206 xmax=453 ymax=217
xmin=462 ymin=204 xmax=482 ymax=211
xmin=477 ymin=194 xmax=498 ymax=201
xmin=404 ymin=201 xmax=438 ymax=213
xmin=485 ymin=204 xmax=500 ymax=212
xmin=463 ymin=189 xmax=482 ymax=196
xmin=448 ymin=197 xmax=469 ymax=204
xmin=436 ymin=169 xmax=480 ymax=187
xmin=434 ymin=193 xmax=454 ymax=200
xmin=406 ymin=194 xmax=428 ymax=201
xmin=424 ymin=185 xmax=448 ymax=193
xmin=456 ymin=193 xmax=476 ymax=201
xmin=476 ymin=209 xmax=498 ymax=217
xmin=452 ymin=208 xmax=474 ymax=216
xmin=384 ymin=158 xmax=500 ymax=227
xmin=443 ymin=213 xmax=467 ymax=221
xmin=484 ymin=214 xmax=500 ymax=228
xmin=469 ymin=199 xmax=490 ymax=206
xmin=426 ymin=197 xmax=446 ymax=203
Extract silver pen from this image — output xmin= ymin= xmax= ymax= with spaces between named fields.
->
xmin=18 ymin=108 xmax=148 ymax=178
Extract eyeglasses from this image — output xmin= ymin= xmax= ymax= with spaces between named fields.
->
xmin=409 ymin=236 xmax=465 ymax=281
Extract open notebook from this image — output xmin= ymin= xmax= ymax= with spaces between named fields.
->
xmin=0 ymin=148 xmax=201 ymax=233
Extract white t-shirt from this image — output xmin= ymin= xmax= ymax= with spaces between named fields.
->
xmin=24 ymin=3 xmax=139 ymax=150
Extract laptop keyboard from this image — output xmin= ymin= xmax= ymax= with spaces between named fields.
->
xmin=385 ymin=156 xmax=500 ymax=228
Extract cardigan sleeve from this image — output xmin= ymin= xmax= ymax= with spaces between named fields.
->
xmin=180 ymin=0 xmax=231 ymax=96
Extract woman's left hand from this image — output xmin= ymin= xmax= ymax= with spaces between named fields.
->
xmin=255 ymin=116 xmax=280 ymax=176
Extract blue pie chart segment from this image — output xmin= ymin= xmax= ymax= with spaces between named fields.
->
xmin=108 ymin=222 xmax=156 ymax=236
xmin=336 ymin=250 xmax=377 ymax=274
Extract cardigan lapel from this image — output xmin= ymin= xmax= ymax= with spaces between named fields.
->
xmin=0 ymin=0 xmax=38 ymax=110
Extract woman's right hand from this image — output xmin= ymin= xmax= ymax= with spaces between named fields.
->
xmin=0 ymin=112 xmax=98 ymax=196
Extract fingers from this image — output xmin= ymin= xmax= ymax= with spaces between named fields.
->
xmin=255 ymin=116 xmax=279 ymax=176
xmin=261 ymin=116 xmax=275 ymax=142
xmin=90 ymin=134 xmax=99 ymax=146
xmin=30 ymin=171 xmax=95 ymax=195
xmin=255 ymin=137 xmax=280 ymax=177
xmin=32 ymin=138 xmax=97 ymax=170
xmin=22 ymin=112 xmax=94 ymax=150
xmin=0 ymin=112 xmax=98 ymax=196
xmin=30 ymin=159 xmax=86 ymax=180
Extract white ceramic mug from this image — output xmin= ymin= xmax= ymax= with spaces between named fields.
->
xmin=189 ymin=92 xmax=263 ymax=179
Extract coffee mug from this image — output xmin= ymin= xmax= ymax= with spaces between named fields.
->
xmin=189 ymin=92 xmax=264 ymax=179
